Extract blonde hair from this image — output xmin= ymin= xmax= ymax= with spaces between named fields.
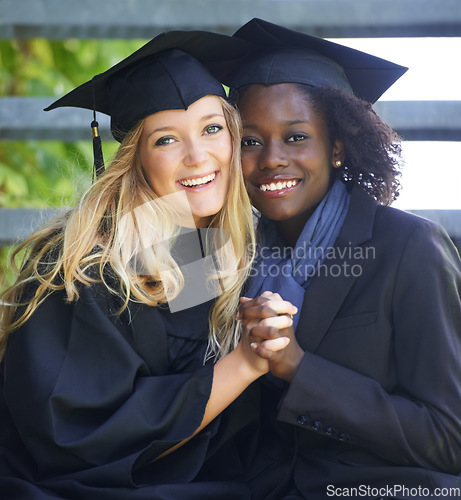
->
xmin=0 ymin=96 xmax=255 ymax=361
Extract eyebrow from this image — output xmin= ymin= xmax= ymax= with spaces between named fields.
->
xmin=243 ymin=120 xmax=311 ymax=129
xmin=147 ymin=113 xmax=225 ymax=138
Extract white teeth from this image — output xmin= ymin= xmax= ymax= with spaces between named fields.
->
xmin=179 ymin=172 xmax=216 ymax=187
xmin=258 ymin=179 xmax=299 ymax=192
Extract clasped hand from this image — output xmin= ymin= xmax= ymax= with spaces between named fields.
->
xmin=238 ymin=291 xmax=305 ymax=382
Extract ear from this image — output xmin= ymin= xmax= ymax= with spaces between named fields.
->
xmin=332 ymin=139 xmax=345 ymax=169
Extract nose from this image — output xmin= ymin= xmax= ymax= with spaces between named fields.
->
xmin=258 ymin=140 xmax=289 ymax=170
xmin=183 ymin=140 xmax=209 ymax=168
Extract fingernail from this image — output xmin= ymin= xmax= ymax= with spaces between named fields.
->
xmin=251 ymin=343 xmax=258 ymax=350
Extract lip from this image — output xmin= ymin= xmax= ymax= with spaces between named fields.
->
xmin=254 ymin=175 xmax=301 ymax=197
xmin=177 ymin=171 xmax=218 ymax=192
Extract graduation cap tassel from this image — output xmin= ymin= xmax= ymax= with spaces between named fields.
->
xmin=91 ymin=117 xmax=105 ymax=179
xmin=91 ymin=77 xmax=105 ymax=180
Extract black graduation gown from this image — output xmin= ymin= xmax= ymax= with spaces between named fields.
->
xmin=0 ymin=232 xmax=257 ymax=499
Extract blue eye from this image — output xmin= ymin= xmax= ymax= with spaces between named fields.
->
xmin=155 ymin=136 xmax=175 ymax=146
xmin=287 ymin=134 xmax=307 ymax=142
xmin=241 ymin=137 xmax=261 ymax=147
xmin=205 ymin=124 xmax=223 ymax=135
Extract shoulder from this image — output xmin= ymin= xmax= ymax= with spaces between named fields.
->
xmin=348 ymin=186 xmax=459 ymax=267
xmin=350 ymin=183 xmax=442 ymax=235
xmin=376 ymin=204 xmax=453 ymax=245
xmin=343 ymin=184 xmax=449 ymax=249
xmin=375 ymin=205 xmax=460 ymax=275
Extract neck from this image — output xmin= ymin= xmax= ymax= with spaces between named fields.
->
xmin=273 ymin=210 xmax=314 ymax=247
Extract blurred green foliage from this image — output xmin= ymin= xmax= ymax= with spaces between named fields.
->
xmin=0 ymin=38 xmax=147 ymax=287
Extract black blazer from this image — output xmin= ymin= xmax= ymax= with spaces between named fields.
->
xmin=250 ymin=185 xmax=461 ymax=500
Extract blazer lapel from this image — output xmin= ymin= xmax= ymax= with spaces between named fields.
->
xmin=296 ymin=186 xmax=378 ymax=353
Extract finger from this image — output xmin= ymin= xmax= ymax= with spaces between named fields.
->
xmin=242 ymin=320 xmax=260 ymax=339
xmin=238 ymin=296 xmax=268 ymax=317
xmin=241 ymin=295 xmax=297 ymax=317
xmin=237 ymin=296 xmax=252 ymax=319
xmin=250 ymin=325 xmax=280 ymax=341
xmin=258 ymin=315 xmax=293 ymax=330
xmin=250 ymin=339 xmax=288 ymax=360
xmin=239 ymin=296 xmax=252 ymax=303
xmin=261 ymin=299 xmax=298 ymax=317
xmin=250 ymin=342 xmax=273 ymax=360
xmin=262 ymin=336 xmax=290 ymax=352
xmin=239 ymin=303 xmax=282 ymax=323
xmin=239 ymin=296 xmax=298 ymax=324
xmin=260 ymin=290 xmax=282 ymax=300
xmin=239 ymin=295 xmax=270 ymax=309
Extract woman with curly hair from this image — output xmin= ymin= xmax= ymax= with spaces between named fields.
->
xmin=0 ymin=30 xmax=295 ymax=500
xmin=231 ymin=19 xmax=461 ymax=500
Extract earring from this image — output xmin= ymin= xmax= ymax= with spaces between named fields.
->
xmin=335 ymin=160 xmax=342 ymax=167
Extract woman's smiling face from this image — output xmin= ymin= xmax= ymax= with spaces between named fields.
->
xmin=239 ymin=83 xmax=343 ymax=231
xmin=139 ymin=95 xmax=232 ymax=228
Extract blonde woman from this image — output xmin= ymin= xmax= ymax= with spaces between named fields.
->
xmin=0 ymin=32 xmax=295 ymax=500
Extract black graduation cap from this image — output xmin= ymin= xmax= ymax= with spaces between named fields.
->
xmin=228 ymin=18 xmax=408 ymax=103
xmin=44 ymin=30 xmax=255 ymax=176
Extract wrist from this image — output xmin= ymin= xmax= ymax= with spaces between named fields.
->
xmin=232 ymin=343 xmax=266 ymax=383
xmin=282 ymin=348 xmax=305 ymax=382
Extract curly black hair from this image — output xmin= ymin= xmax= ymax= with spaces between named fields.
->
xmin=294 ymin=84 xmax=403 ymax=205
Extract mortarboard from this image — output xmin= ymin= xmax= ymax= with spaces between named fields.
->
xmin=228 ymin=18 xmax=408 ymax=103
xmin=44 ymin=30 xmax=255 ymax=176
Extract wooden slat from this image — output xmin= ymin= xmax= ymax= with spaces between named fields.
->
xmin=1 ymin=208 xmax=460 ymax=247
xmin=373 ymin=101 xmax=461 ymax=142
xmin=408 ymin=210 xmax=461 ymax=238
xmin=2 ymin=98 xmax=460 ymax=142
xmin=1 ymin=0 xmax=461 ymax=39
xmin=0 ymin=98 xmax=112 ymax=142
xmin=0 ymin=208 xmax=63 ymax=247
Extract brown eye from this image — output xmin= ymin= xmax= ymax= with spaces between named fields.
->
xmin=287 ymin=134 xmax=307 ymax=143
xmin=241 ymin=137 xmax=261 ymax=147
